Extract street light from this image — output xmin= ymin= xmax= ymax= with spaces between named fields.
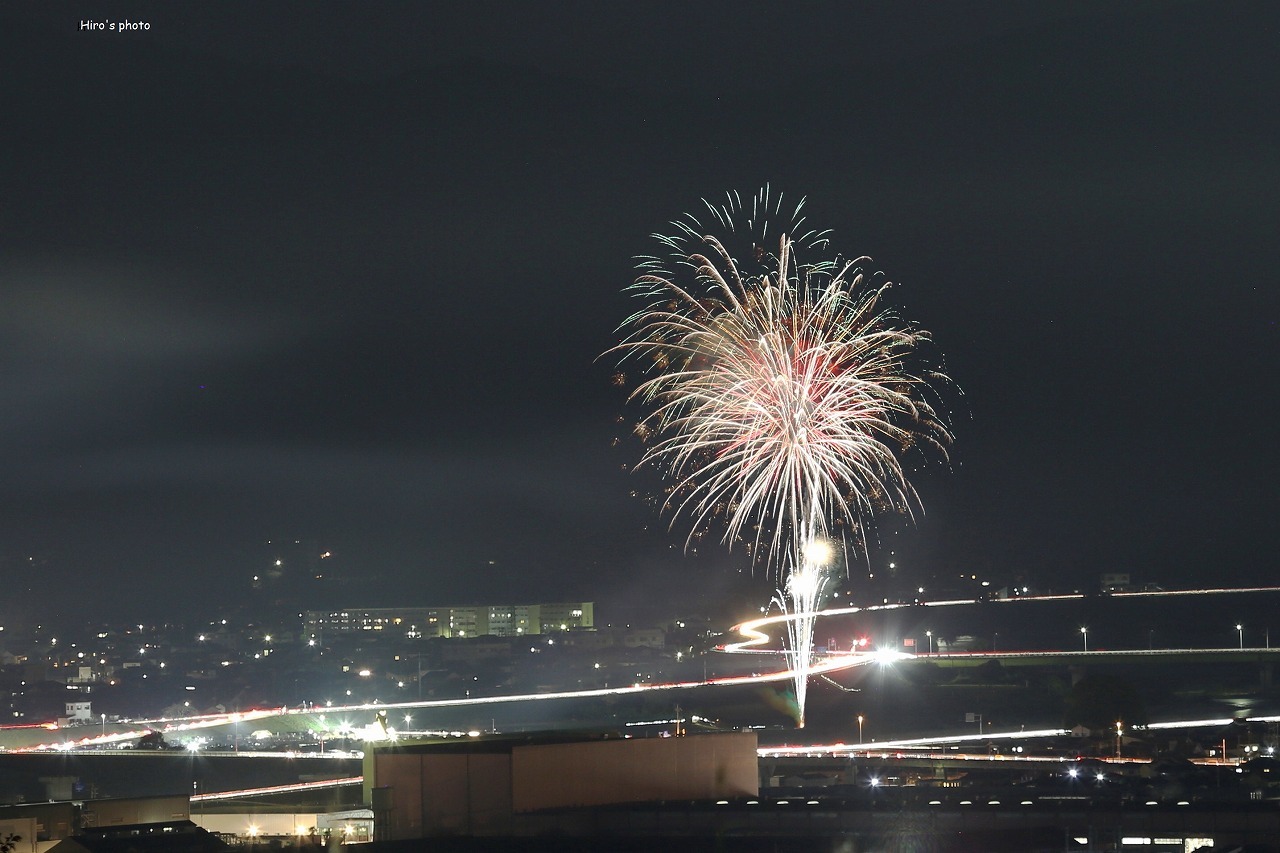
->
xmin=926 ymin=630 xmax=933 ymax=656
xmin=1080 ymin=626 xmax=1088 ymax=652
xmin=101 ymin=713 xmax=106 ymax=740
xmin=1237 ymin=624 xmax=1244 ymax=650
xmin=1115 ymin=721 xmax=1123 ymax=758
xmin=857 ymin=714 xmax=864 ymax=745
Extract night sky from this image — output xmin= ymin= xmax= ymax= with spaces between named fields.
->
xmin=3 ymin=2 xmax=1277 ymax=624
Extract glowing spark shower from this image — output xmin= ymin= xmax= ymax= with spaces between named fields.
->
xmin=613 ymin=188 xmax=952 ymax=726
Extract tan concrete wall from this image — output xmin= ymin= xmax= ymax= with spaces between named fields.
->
xmin=373 ymin=732 xmax=756 ymax=838
xmin=374 ymin=753 xmax=425 ymax=839
xmin=376 ymin=751 xmax=514 ymax=838
xmin=462 ymin=753 xmax=512 ymax=832
xmin=420 ymin=755 xmax=470 ymax=834
xmin=511 ymin=732 xmax=758 ymax=813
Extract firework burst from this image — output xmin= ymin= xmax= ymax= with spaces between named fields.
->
xmin=613 ymin=188 xmax=952 ymax=726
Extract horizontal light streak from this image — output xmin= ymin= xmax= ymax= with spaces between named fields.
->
xmin=8 ymin=584 xmax=1280 ymax=754
xmin=191 ymin=776 xmax=363 ymax=802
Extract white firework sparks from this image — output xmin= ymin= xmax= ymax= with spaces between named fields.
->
xmin=614 ymin=188 xmax=952 ymax=726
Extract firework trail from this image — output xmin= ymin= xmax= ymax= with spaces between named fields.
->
xmin=613 ymin=188 xmax=952 ymax=726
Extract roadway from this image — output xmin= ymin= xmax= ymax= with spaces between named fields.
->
xmin=3 ymin=585 xmax=1279 ymax=753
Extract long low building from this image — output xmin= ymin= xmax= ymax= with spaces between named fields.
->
xmin=363 ymin=731 xmax=759 ymax=840
xmin=305 ymin=602 xmax=593 ymax=641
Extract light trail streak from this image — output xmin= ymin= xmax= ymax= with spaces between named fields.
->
xmin=17 ymin=670 xmax=873 ymax=752
xmin=13 ymin=612 xmax=891 ymax=752
xmin=10 ymin=585 xmax=1280 ymax=753
xmin=760 ymin=727 xmax=1066 ymax=756
xmin=22 ymin=708 xmax=295 ymax=752
xmin=760 ymin=714 xmax=1280 ymax=759
xmin=723 ymin=584 xmax=1280 ymax=658
xmin=820 ymin=584 xmax=1280 ymax=615
xmin=191 ymin=777 xmax=363 ymax=802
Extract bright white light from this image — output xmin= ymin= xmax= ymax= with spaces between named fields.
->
xmin=788 ymin=569 xmax=821 ymax=599
xmin=802 ymin=538 xmax=833 ymax=566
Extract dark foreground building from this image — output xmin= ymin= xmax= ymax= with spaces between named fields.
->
xmin=47 ymin=821 xmax=226 ymax=853
xmin=364 ymin=730 xmax=759 ymax=839
xmin=359 ymin=731 xmax=1280 ymax=852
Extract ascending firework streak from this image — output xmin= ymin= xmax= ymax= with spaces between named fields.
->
xmin=612 ymin=188 xmax=952 ymax=727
